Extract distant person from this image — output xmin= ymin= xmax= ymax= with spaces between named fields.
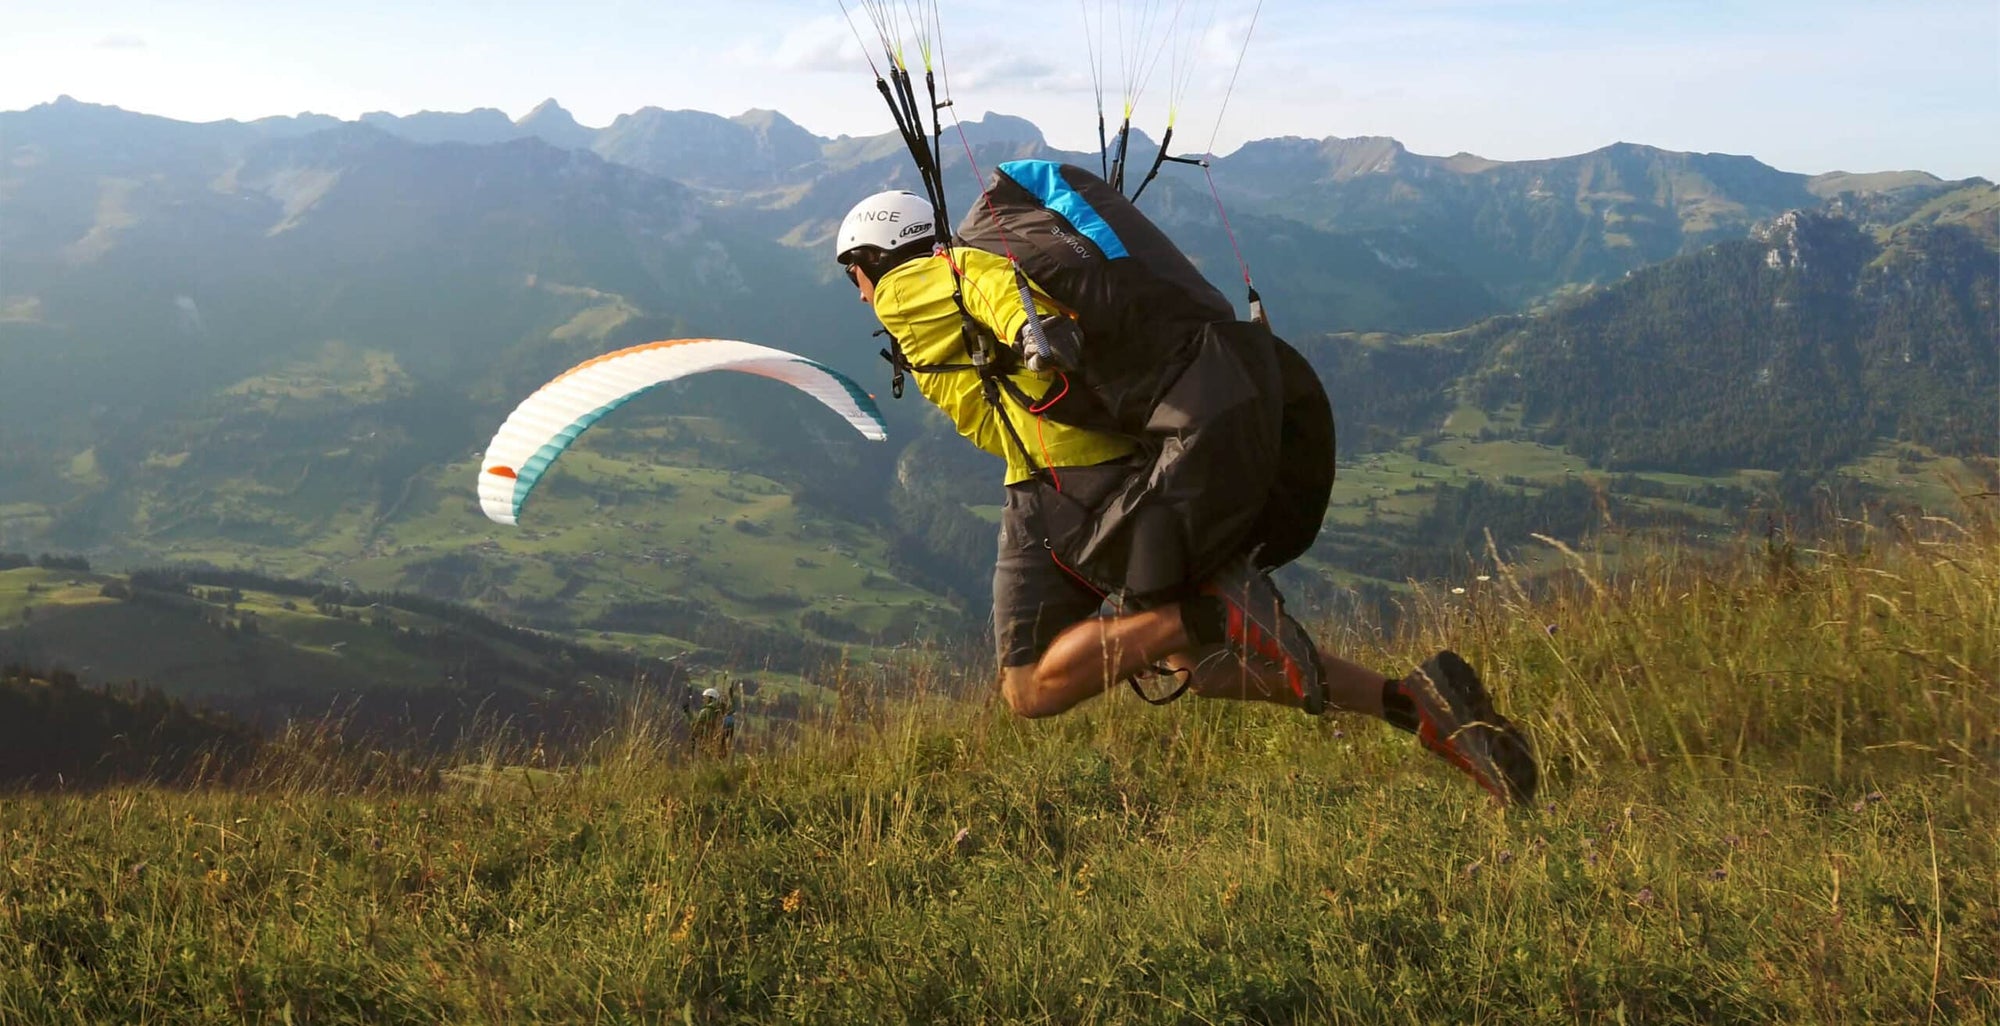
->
xmin=835 ymin=189 xmax=1537 ymax=803
xmin=690 ymin=686 xmax=733 ymax=758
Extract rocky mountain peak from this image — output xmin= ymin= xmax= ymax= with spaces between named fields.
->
xmin=950 ymin=112 xmax=1045 ymax=148
xmin=517 ymin=98 xmax=596 ymax=150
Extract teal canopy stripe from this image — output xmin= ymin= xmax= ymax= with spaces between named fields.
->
xmin=791 ymin=356 xmax=887 ymax=432
xmin=508 ymin=392 xmax=646 ymax=518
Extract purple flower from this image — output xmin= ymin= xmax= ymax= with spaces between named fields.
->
xmin=1497 ymin=850 xmax=1514 ymax=866
xmin=1634 ymin=887 xmax=1655 ymax=907
xmin=1708 ymin=868 xmax=1728 ymax=882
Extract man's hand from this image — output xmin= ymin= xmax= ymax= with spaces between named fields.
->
xmin=1018 ymin=313 xmax=1084 ymax=373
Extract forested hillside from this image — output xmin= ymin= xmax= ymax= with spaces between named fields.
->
xmin=1461 ymin=210 xmax=1998 ymax=472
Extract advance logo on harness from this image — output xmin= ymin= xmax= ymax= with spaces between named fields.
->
xmin=1047 ymin=223 xmax=1092 ymax=261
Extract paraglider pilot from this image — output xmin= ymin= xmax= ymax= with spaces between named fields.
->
xmin=837 ymin=188 xmax=1537 ymax=804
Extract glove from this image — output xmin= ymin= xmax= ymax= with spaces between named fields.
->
xmin=1016 ymin=313 xmax=1084 ymax=373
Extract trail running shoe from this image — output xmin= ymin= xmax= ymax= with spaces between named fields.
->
xmin=1199 ymin=556 xmax=1327 ymax=715
xmin=1396 ymin=650 xmax=1537 ymax=804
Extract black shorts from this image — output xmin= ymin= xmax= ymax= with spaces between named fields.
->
xmin=991 ymin=462 xmax=1138 ymax=669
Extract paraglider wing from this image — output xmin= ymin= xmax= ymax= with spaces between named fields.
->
xmin=478 ymin=338 xmax=888 ymax=525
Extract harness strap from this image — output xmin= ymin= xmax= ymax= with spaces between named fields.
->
xmin=882 ymin=325 xmax=1051 ymax=486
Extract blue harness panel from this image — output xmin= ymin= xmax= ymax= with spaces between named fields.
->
xmin=998 ymin=160 xmax=1130 ymax=261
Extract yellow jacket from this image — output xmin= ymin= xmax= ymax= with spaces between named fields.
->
xmin=872 ymin=248 xmax=1135 ymax=484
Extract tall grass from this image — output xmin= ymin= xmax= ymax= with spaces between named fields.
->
xmin=2 ymin=502 xmax=1994 ymax=1024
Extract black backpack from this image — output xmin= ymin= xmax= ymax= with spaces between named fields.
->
xmin=952 ymin=160 xmax=1336 ymax=597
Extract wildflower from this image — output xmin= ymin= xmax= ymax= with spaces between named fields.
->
xmin=1723 ymin=834 xmax=1743 ymax=849
xmin=1708 ymin=868 xmax=1728 ymax=882
xmin=1497 ymin=850 xmax=1514 ymax=866
xmin=1463 ymin=860 xmax=1483 ymax=879
xmin=1545 ymin=624 xmax=1559 ymax=636
xmin=1633 ymin=887 xmax=1655 ymax=908
xmin=1331 ymin=728 xmax=1345 ymax=739
xmin=780 ymin=889 xmax=803 ymax=914
xmin=1451 ymin=587 xmax=1467 ymax=596
xmin=1476 ymin=575 xmax=1491 ymax=583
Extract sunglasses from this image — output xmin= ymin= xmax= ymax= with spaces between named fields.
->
xmin=844 ymin=263 xmax=862 ymax=287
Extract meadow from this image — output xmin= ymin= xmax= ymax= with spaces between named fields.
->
xmin=1 ymin=501 xmax=1994 ymax=1024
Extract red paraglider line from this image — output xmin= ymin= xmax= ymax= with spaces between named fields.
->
xmin=949 ymin=110 xmax=1020 ymax=265
xmin=1203 ymin=163 xmax=1252 ymax=289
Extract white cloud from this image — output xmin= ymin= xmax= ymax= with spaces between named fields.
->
xmin=729 ymin=14 xmax=867 ymax=75
xmin=95 ymin=33 xmax=146 ymax=50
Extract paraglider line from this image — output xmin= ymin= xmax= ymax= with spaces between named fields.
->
xmin=1034 ymin=415 xmax=1063 ymax=492
xmin=1028 ymin=372 xmax=1070 ymax=414
xmin=835 ymin=0 xmax=883 ymax=77
xmin=947 ymin=108 xmax=1023 ymax=264
xmin=1046 ymin=542 xmax=1107 ymax=602
xmin=1203 ymin=162 xmax=1252 ymax=289
xmin=1204 ymin=0 xmax=1262 ymax=156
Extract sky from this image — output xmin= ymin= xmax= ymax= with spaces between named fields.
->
xmin=3 ymin=0 xmax=1996 ymax=179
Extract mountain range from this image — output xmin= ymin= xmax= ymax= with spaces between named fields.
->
xmin=158 ymin=96 xmax=1989 ymax=303
xmin=1 ymin=96 xmax=1993 ymax=697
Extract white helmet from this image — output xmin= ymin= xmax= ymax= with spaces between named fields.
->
xmin=836 ymin=190 xmax=936 ymax=263
xmin=701 ymin=687 xmax=721 ymax=701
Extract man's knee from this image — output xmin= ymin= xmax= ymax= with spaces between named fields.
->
xmin=999 ymin=663 xmax=1063 ymax=719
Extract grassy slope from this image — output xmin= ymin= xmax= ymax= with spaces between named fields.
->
xmin=1 ymin=505 xmax=1993 ymax=1024
xmin=1322 ymin=398 xmax=1992 ymax=543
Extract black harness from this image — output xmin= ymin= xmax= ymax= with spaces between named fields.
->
xmin=879 ymin=312 xmax=1191 ymax=707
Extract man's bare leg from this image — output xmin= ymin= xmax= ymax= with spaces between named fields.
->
xmin=999 ymin=603 xmax=1390 ymax=719
xmin=1177 ymin=645 xmax=1387 ymax=716
xmin=999 ymin=606 xmax=1183 ymax=718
